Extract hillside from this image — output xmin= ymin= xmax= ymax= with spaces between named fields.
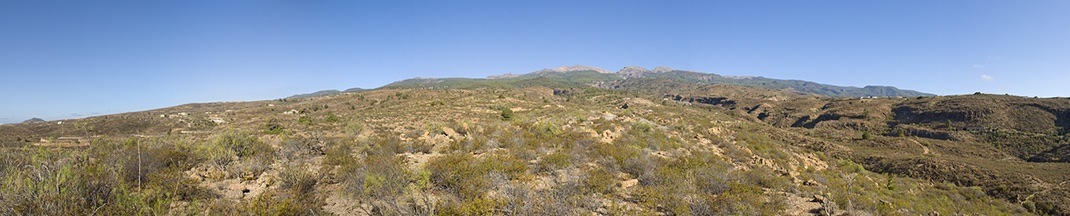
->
xmin=21 ymin=118 xmax=45 ymax=124
xmin=288 ymin=90 xmax=343 ymax=99
xmin=0 ymin=77 xmax=1064 ymax=215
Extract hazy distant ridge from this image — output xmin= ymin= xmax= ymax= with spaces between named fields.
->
xmin=484 ymin=65 xmax=937 ymax=97
xmin=292 ymin=65 xmax=933 ymax=99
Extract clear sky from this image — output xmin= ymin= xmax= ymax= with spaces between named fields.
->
xmin=2 ymin=1 xmax=1069 ymax=123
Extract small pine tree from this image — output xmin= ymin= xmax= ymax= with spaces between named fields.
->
xmin=862 ymin=131 xmax=871 ymax=140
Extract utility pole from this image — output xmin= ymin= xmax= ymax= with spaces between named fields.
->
xmin=138 ymin=140 xmax=142 ymax=192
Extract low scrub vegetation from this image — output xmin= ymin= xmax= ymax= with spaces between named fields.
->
xmin=0 ymin=85 xmax=1049 ymax=215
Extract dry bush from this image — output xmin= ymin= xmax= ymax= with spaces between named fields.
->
xmin=427 ymin=153 xmax=486 ymax=200
xmin=278 ymin=136 xmax=326 ymax=162
xmin=341 ymin=157 xmax=406 ymax=196
xmin=535 ymin=151 xmax=572 ymax=173
xmin=582 ymin=168 xmax=616 ymax=194
xmin=279 ymin=164 xmax=321 ymax=195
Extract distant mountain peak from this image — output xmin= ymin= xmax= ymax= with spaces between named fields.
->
xmin=22 ymin=118 xmax=45 ymax=124
xmin=538 ymin=65 xmax=611 ymax=74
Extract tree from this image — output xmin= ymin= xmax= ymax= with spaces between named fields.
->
xmin=861 ymin=131 xmax=871 ymax=140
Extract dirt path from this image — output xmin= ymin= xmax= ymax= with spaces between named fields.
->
xmin=1023 ymin=180 xmax=1069 ymax=203
xmin=32 ymin=142 xmax=89 ymax=148
xmin=781 ymin=193 xmax=822 ymax=215
xmin=908 ymin=139 xmax=930 ymax=155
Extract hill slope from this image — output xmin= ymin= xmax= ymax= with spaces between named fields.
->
xmin=1 ymin=77 xmax=1061 ymax=215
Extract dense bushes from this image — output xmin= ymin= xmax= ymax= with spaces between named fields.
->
xmin=343 ymin=153 xmax=409 ymax=199
xmin=196 ymin=131 xmax=274 ymax=180
xmin=0 ymin=138 xmax=216 ymax=215
xmin=425 ymin=151 xmax=529 ymax=211
xmin=535 ymin=151 xmax=572 ymax=173
xmin=427 ymin=153 xmax=487 ymax=200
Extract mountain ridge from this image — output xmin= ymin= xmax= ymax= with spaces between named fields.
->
xmin=471 ymin=65 xmax=933 ymax=97
xmin=289 ymin=65 xmax=932 ymax=99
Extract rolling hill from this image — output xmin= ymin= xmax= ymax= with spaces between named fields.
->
xmin=1 ymin=71 xmax=1065 ymax=215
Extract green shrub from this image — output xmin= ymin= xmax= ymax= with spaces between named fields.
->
xmin=583 ymin=168 xmax=616 ymax=194
xmin=427 ymin=153 xmax=484 ymax=199
xmin=339 ymin=153 xmax=409 ymax=200
xmin=427 ymin=153 xmax=527 ymax=201
xmin=298 ymin=116 xmax=313 ymax=126
xmin=238 ymin=190 xmax=326 ymax=216
xmin=325 ymin=112 xmax=339 ymax=123
xmin=501 ymin=108 xmax=515 ymax=121
xmin=634 ymin=121 xmax=654 ymax=133
xmin=479 ymin=154 xmax=528 ymax=180
xmin=593 ymin=143 xmax=646 ymax=176
xmin=536 ymin=151 xmax=572 ymax=173
xmin=837 ymin=159 xmax=866 ymax=173
xmin=324 ymin=141 xmax=357 ymax=168
xmin=217 ymin=131 xmax=271 ymax=159
xmin=530 ymin=121 xmax=562 ymax=138
xmin=263 ymin=119 xmax=286 ymax=134
xmin=195 ymin=132 xmax=274 ymax=179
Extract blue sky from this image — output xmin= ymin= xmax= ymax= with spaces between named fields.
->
xmin=2 ymin=1 xmax=1069 ymax=123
